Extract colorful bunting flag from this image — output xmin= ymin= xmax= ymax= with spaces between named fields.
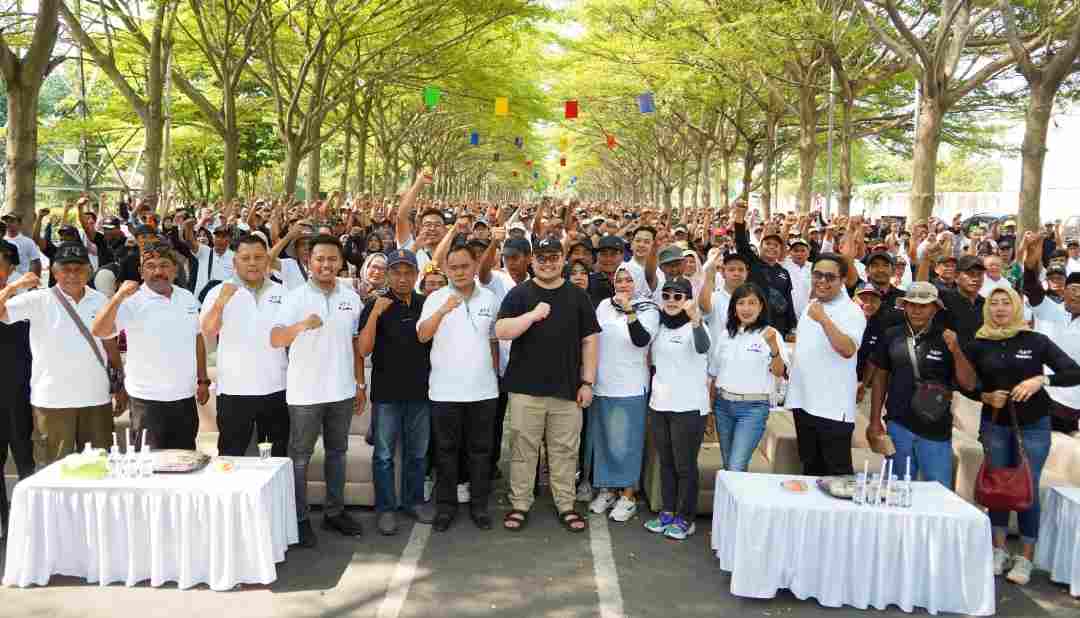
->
xmin=606 ymin=134 xmax=617 ymax=149
xmin=637 ymin=92 xmax=655 ymax=113
xmin=470 ymin=131 xmax=480 ymax=146
xmin=494 ymin=97 xmax=509 ymax=116
xmin=571 ymin=176 xmax=577 ymax=185
xmin=533 ymin=171 xmax=539 ymax=179
xmin=423 ymin=86 xmax=441 ymax=109
xmin=559 ymin=135 xmax=569 ymax=151
xmin=565 ymin=100 xmax=578 ymax=119
xmin=526 ymin=160 xmax=533 ymax=167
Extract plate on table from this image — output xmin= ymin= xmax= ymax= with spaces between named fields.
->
xmin=817 ymin=476 xmax=857 ymax=499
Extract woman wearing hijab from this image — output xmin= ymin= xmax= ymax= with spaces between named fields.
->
xmin=964 ymin=286 xmax=1080 ymax=585
xmin=681 ymin=249 xmax=706 ymax=298
xmin=587 ymin=264 xmax=659 ymax=522
xmin=644 ymin=276 xmax=710 ymax=541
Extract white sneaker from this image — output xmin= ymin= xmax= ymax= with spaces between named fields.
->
xmin=1006 ymin=555 xmax=1033 ymax=585
xmin=576 ymin=481 xmax=593 ymax=502
xmin=609 ymin=496 xmax=638 ymax=522
xmin=993 ymin=548 xmax=1012 ymax=576
xmin=457 ymin=482 xmax=471 ymax=504
xmin=589 ymin=490 xmax=617 ymax=514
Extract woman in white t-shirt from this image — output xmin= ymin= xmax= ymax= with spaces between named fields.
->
xmin=644 ymin=276 xmax=710 ymax=541
xmin=587 ymin=265 xmax=659 ymax=522
xmin=709 ymin=283 xmax=786 ymax=472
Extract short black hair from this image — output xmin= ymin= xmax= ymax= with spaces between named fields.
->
xmin=236 ymin=233 xmax=268 ymax=250
xmin=447 ymin=236 xmax=478 ymax=262
xmin=309 ymin=234 xmax=344 ymax=257
xmin=0 ymin=239 xmax=19 ymax=267
xmin=726 ymin=283 xmax=771 ymax=339
xmin=813 ymin=252 xmax=849 ymax=277
xmin=418 ymin=208 xmax=445 ymax=226
xmin=633 ymin=225 xmax=657 ymax=241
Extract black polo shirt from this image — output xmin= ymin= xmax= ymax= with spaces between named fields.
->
xmin=734 ymin=222 xmax=796 ymax=336
xmin=938 ymin=289 xmax=984 ymax=346
xmin=872 ymin=323 xmax=957 ymax=441
xmin=849 ymin=279 xmax=906 ymax=331
xmin=358 ymin=291 xmax=431 ymax=403
xmin=857 ymin=312 xmax=886 ymax=383
xmin=587 ymin=271 xmax=614 ymax=308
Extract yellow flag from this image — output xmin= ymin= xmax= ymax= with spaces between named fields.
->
xmin=559 ymin=135 xmax=569 ymax=151
xmin=495 ymin=97 xmax=509 ymax=116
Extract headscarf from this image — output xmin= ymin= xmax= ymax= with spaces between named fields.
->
xmin=683 ymin=250 xmax=705 ymax=298
xmin=358 ymin=252 xmax=388 ymax=297
xmin=975 ymin=286 xmax=1029 ymax=341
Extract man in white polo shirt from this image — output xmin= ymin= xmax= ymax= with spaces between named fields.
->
xmin=0 ymin=243 xmax=125 ymax=465
xmin=417 ymin=238 xmax=499 ymax=533
xmin=200 ymin=234 xmax=288 ymax=457
xmin=91 ymin=241 xmax=211 ymax=451
xmin=272 ymin=235 xmax=366 ymax=547
xmin=2 ymin=213 xmax=42 ymax=278
xmin=187 ymin=225 xmax=235 ymax=301
xmin=786 ymin=252 xmax=866 ymax=476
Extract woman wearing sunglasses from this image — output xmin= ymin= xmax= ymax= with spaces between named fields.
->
xmin=644 ymin=277 xmax=710 ymax=540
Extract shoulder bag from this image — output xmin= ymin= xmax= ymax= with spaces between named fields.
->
xmin=52 ymin=287 xmax=123 ymax=393
xmin=906 ymin=335 xmax=951 ymax=424
xmin=974 ymin=402 xmax=1034 ymax=512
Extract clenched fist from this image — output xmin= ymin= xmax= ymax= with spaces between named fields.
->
xmin=116 ymin=280 xmax=141 ymax=299
xmin=440 ymin=294 xmax=463 ymax=316
xmin=529 ymin=302 xmax=551 ymax=322
xmin=302 ymin=313 xmax=323 ymax=331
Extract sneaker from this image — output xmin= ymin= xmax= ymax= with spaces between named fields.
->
xmin=457 ymin=482 xmax=471 ymax=504
xmin=322 ymin=511 xmax=363 ymax=536
xmin=1006 ymin=555 xmax=1033 ymax=585
xmin=644 ymin=511 xmax=676 ymax=534
xmin=993 ymin=548 xmax=1012 ymax=576
xmin=576 ymin=480 xmax=594 ymax=502
xmin=664 ymin=517 xmax=696 ymax=541
xmin=424 ymin=476 xmax=435 ymax=502
xmin=609 ymin=496 xmax=638 ymax=522
xmin=297 ymin=519 xmax=317 ymax=548
xmin=590 ymin=490 xmax=617 ymax=514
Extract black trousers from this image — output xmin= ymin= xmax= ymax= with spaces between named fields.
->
xmin=216 ymin=391 xmax=290 ymax=457
xmin=792 ymin=408 xmax=854 ymax=476
xmin=431 ymin=399 xmax=496 ymax=511
xmin=0 ymin=379 xmax=35 ymax=527
xmin=129 ymin=396 xmax=198 ymax=450
xmin=650 ymin=410 xmax=705 ymax=519
xmin=491 ymin=387 xmax=509 ymax=473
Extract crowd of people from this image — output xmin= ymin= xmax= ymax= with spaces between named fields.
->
xmin=2 ymin=178 xmax=1080 ymax=587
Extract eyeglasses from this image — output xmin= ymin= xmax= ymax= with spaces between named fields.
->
xmin=419 ymin=221 xmax=444 ymax=230
xmin=812 ymin=271 xmax=841 ymax=283
xmin=534 ymin=253 xmax=562 ymax=264
xmin=661 ymin=292 xmax=687 ymax=302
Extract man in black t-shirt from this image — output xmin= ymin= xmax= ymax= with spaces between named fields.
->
xmin=866 ymin=282 xmax=976 ymax=488
xmin=496 ymin=236 xmax=600 ymax=533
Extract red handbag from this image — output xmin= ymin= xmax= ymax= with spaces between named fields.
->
xmin=974 ymin=402 xmax=1034 ymax=512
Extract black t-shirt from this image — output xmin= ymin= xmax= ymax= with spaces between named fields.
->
xmin=857 ymin=313 xmax=885 ymax=382
xmin=358 ymin=291 xmax=431 ymax=403
xmin=939 ymin=289 xmax=984 ymax=346
xmin=587 ymin=271 xmax=614 ymax=308
xmin=499 ymin=279 xmax=602 ymax=401
xmin=872 ymin=324 xmax=957 ymax=440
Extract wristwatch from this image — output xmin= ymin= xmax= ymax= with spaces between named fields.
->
xmin=197 ymin=379 xmax=212 ymax=386
xmin=580 ymin=380 xmax=594 ymax=389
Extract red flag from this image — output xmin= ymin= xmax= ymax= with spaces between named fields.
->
xmin=565 ymin=100 xmax=579 ymax=119
xmin=526 ymin=160 xmax=533 ymax=167
xmin=606 ymin=134 xmax=617 ymax=149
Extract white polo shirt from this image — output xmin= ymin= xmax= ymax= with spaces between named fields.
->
xmin=278 ymin=257 xmax=307 ymax=291
xmin=201 ymin=279 xmax=288 ymax=397
xmin=3 ymin=286 xmax=112 ymax=408
xmin=704 ymin=286 xmax=733 ymax=377
xmin=782 ymin=257 xmax=813 ymax=318
xmin=193 ymin=244 xmax=235 ymax=300
xmin=419 ymin=284 xmax=498 ymax=402
xmin=594 ymin=299 xmax=658 ymax=398
xmin=709 ymin=327 xmax=783 ymax=396
xmin=114 ymin=285 xmax=201 ymax=402
xmin=786 ymin=293 xmax=866 ymax=422
xmin=649 ymin=321 xmax=710 ymax=414
xmin=5 ymin=233 xmax=42 ymax=277
xmin=275 ymin=280 xmax=363 ymax=406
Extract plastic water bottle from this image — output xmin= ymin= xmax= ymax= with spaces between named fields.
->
xmin=901 ymin=473 xmax=913 ymax=508
xmin=124 ymin=446 xmax=140 ymax=479
xmin=853 ymin=472 xmax=866 ymax=505
xmin=108 ymin=436 xmax=123 ymax=478
xmin=886 ymin=475 xmax=900 ymax=507
xmin=867 ymin=473 xmax=881 ymax=506
xmin=140 ymin=446 xmax=155 ymax=477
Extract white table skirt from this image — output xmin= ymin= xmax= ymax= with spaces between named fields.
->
xmin=1036 ymin=486 xmax=1080 ymax=597
xmin=3 ymin=457 xmax=298 ymax=591
xmin=711 ymin=471 xmax=995 ymax=616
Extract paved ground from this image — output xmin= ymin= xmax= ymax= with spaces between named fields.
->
xmin=2 ymin=474 xmax=1080 ymax=617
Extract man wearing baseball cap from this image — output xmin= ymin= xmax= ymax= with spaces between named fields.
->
xmin=358 ymin=248 xmax=436 ymax=535
xmin=866 ymin=282 xmax=976 ymax=488
xmin=935 ymin=254 xmax=987 ymax=345
xmin=1066 ymin=238 xmax=1080 ymax=275
xmin=783 ymin=237 xmax=813 ymax=318
xmin=0 ymin=242 xmax=125 ymax=465
xmin=654 ymin=245 xmax=685 ymax=304
xmin=856 ymin=250 xmax=905 ymax=330
xmin=731 ymin=202 xmax=797 ymax=337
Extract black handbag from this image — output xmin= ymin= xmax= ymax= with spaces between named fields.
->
xmin=906 ymin=335 xmax=951 ymax=424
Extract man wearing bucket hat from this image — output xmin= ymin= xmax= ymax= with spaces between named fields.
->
xmin=865 ymin=282 xmax=976 ymax=487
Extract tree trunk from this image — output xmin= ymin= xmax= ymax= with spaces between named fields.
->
xmin=719 ymin=149 xmax=731 ymax=210
xmin=910 ymin=99 xmax=944 ymax=222
xmin=282 ymin=140 xmax=302 ymax=197
xmin=1017 ymin=84 xmax=1053 ymax=238
xmin=306 ymin=145 xmax=321 ymax=198
xmin=837 ymin=97 xmax=854 ymax=216
xmin=761 ymin=113 xmax=779 ymax=220
xmin=4 ymin=85 xmax=45 ymax=222
xmin=701 ymin=151 xmax=712 ymax=209
xmin=796 ymin=82 xmax=818 ymax=214
xmin=220 ymin=89 xmax=239 ymax=201
xmin=340 ymin=116 xmax=352 ymax=194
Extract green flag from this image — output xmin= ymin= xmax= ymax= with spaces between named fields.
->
xmin=423 ymin=86 xmax=441 ymax=109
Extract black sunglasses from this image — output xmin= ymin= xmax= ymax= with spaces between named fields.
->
xmin=661 ymin=291 xmax=687 ymax=302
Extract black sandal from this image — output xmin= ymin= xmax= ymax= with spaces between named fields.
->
xmin=470 ymin=507 xmax=493 ymax=530
xmin=433 ymin=511 xmax=455 ymax=532
xmin=503 ymin=509 xmax=529 ymax=532
xmin=556 ymin=509 xmax=588 ymax=533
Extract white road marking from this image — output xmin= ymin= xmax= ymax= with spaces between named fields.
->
xmin=589 ymin=514 xmax=626 ymax=618
xmin=376 ymin=523 xmax=432 ymax=618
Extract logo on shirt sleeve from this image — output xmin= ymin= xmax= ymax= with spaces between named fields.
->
xmin=337 ymin=302 xmax=353 ymax=311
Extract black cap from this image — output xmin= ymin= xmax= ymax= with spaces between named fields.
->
xmin=102 ymin=217 xmax=123 ymax=230
xmin=53 ymin=241 xmax=91 ymax=265
xmin=596 ymin=235 xmax=624 ymax=252
xmin=58 ymin=224 xmax=80 ymax=238
xmin=722 ymin=252 xmax=751 ymax=267
xmin=533 ymin=235 xmax=563 ymax=255
xmin=957 ymin=255 xmax=986 ymax=272
xmin=386 ymin=249 xmax=418 ymax=270
xmin=502 ymin=237 xmax=532 ymax=257
xmin=212 ymin=225 xmax=232 ymax=236
xmin=866 ymin=251 xmax=894 ymax=267
xmin=1046 ymin=265 xmax=1067 ymax=278
xmin=661 ymin=276 xmax=693 ymax=299
xmin=853 ymin=281 xmax=881 ymax=297
xmin=788 ymin=238 xmax=809 ymax=249
xmin=569 ymin=236 xmax=594 ymax=252
xmin=1067 ymin=273 xmax=1080 ymax=286
xmin=673 ymin=226 xmax=688 ymax=235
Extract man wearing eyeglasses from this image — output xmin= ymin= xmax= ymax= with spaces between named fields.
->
xmin=91 ymin=243 xmax=211 ymax=451
xmin=785 ymin=253 xmax=866 ymax=476
xmin=496 ymin=236 xmax=601 ymax=533
xmin=395 ymin=173 xmax=437 ymax=284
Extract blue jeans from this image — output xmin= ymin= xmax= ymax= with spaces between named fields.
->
xmin=712 ymin=397 xmax=769 ymax=472
xmin=587 ymin=395 xmax=647 ymax=488
xmin=288 ymin=398 xmax=353 ymax=522
xmin=981 ymin=416 xmax=1051 ymax=545
xmin=372 ymin=401 xmax=430 ymax=513
xmin=886 ymin=421 xmax=954 ymax=489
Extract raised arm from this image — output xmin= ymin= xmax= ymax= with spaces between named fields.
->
xmin=396 ymin=173 xmax=432 ymax=247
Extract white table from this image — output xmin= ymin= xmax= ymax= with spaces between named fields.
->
xmin=711 ymin=471 xmax=995 ymax=616
xmin=3 ymin=457 xmax=298 ymax=591
xmin=1036 ymin=486 xmax=1080 ymax=597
